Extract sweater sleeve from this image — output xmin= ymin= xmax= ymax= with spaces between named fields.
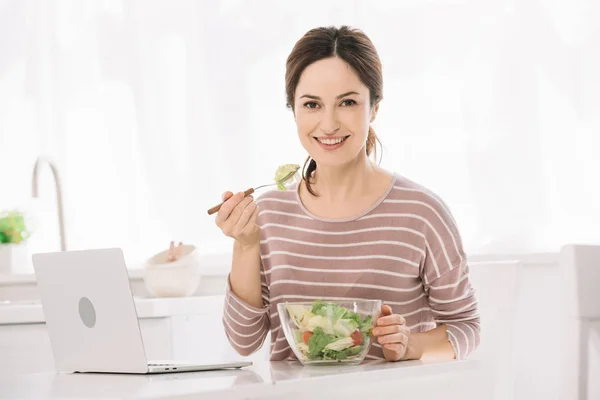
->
xmin=222 ymin=269 xmax=270 ymax=356
xmin=419 ymin=195 xmax=481 ymax=360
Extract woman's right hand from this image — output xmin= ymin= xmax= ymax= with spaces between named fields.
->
xmin=215 ymin=191 xmax=260 ymax=249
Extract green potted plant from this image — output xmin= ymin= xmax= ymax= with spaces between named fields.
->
xmin=0 ymin=210 xmax=31 ymax=274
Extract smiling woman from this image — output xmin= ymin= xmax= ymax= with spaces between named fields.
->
xmin=285 ymin=27 xmax=383 ymax=196
xmin=217 ymin=26 xmax=481 ymax=363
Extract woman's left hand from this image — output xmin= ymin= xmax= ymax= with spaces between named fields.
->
xmin=372 ymin=304 xmax=410 ymax=361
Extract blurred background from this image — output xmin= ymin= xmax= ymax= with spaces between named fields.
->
xmin=0 ymin=0 xmax=599 ymax=262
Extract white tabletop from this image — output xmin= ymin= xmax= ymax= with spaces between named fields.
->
xmin=0 ymin=359 xmax=488 ymax=400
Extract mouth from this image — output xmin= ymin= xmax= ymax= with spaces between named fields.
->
xmin=313 ymin=135 xmax=350 ymax=150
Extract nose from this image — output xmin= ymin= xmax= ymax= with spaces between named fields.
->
xmin=320 ymin=108 xmax=340 ymax=135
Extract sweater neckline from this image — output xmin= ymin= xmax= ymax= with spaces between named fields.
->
xmin=293 ymin=172 xmax=398 ymax=223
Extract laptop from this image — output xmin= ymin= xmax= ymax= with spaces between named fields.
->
xmin=32 ymin=248 xmax=252 ymax=374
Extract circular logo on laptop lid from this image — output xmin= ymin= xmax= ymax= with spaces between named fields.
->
xmin=78 ymin=297 xmax=96 ymax=328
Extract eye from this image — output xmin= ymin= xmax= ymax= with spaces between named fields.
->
xmin=303 ymin=101 xmax=320 ymax=109
xmin=340 ymin=99 xmax=357 ymax=107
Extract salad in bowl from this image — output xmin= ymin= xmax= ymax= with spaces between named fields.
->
xmin=277 ymin=299 xmax=382 ymax=365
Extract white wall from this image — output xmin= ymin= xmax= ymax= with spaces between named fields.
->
xmin=1 ymin=0 xmax=599 ymax=262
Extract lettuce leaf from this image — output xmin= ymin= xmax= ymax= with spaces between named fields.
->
xmin=274 ymin=164 xmax=300 ymax=191
xmin=360 ymin=315 xmax=374 ymax=336
xmin=305 ymin=300 xmax=376 ymax=361
xmin=322 ymin=345 xmax=362 ymax=360
xmin=333 ymin=318 xmax=359 ymax=337
xmin=311 ymin=300 xmax=348 ymax=322
xmin=307 ymin=328 xmax=335 ymax=359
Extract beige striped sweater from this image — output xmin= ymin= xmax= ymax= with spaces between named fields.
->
xmin=222 ymin=173 xmax=481 ymax=361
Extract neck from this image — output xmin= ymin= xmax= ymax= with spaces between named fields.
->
xmin=311 ymin=154 xmax=376 ymax=203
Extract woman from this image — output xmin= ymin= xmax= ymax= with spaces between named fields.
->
xmin=215 ymin=26 xmax=480 ymax=362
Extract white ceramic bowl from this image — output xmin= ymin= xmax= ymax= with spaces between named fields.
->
xmin=143 ymin=244 xmax=201 ymax=297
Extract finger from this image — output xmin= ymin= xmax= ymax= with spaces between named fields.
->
xmin=373 ymin=324 xmax=403 ymax=336
xmin=378 ymin=332 xmax=408 ymax=345
xmin=377 ymin=314 xmax=406 ymax=327
xmin=235 ymin=197 xmax=257 ymax=229
xmin=377 ymin=324 xmax=409 ymax=337
xmin=242 ymin=205 xmax=260 ymax=234
xmin=216 ymin=192 xmax=245 ymax=224
xmin=226 ymin=195 xmax=254 ymax=228
xmin=222 ymin=191 xmax=234 ymax=202
xmin=382 ymin=343 xmax=405 ymax=354
xmin=374 ymin=303 xmax=390 ymax=322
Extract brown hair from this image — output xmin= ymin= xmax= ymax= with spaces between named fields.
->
xmin=285 ymin=26 xmax=383 ymax=196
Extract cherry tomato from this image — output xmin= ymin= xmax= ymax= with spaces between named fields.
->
xmin=302 ymin=331 xmax=314 ymax=344
xmin=351 ymin=329 xmax=363 ymax=346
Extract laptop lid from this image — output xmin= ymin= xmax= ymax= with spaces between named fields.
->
xmin=32 ymin=248 xmax=149 ymax=373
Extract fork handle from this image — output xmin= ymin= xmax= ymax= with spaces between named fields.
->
xmin=207 ymin=188 xmax=255 ymax=215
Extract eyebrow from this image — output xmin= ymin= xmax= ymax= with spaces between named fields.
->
xmin=300 ymin=91 xmax=360 ymax=100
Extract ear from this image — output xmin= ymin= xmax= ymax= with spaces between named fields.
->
xmin=370 ymin=103 xmax=380 ymax=123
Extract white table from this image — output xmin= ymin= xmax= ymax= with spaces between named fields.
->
xmin=0 ymin=359 xmax=490 ymax=400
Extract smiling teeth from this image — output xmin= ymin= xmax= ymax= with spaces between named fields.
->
xmin=318 ymin=137 xmax=345 ymax=145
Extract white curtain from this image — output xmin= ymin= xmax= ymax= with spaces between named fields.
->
xmin=1 ymin=0 xmax=599 ymax=264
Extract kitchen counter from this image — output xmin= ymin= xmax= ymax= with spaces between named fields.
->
xmin=0 ymin=359 xmax=489 ymax=400
xmin=0 ymin=267 xmax=227 ymax=286
xmin=0 ymin=264 xmax=230 ymax=302
xmin=0 ymin=295 xmax=225 ymax=325
xmin=0 ymin=251 xmax=554 ymax=286
xmin=0 ymin=250 xmax=232 ymax=286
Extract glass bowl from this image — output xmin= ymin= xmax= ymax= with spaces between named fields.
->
xmin=277 ymin=299 xmax=382 ymax=366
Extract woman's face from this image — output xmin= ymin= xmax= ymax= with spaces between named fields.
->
xmin=293 ymin=57 xmax=377 ymax=168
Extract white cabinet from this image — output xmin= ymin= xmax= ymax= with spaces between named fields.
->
xmin=1 ymin=318 xmax=170 ymax=377
xmin=169 ymin=313 xmax=270 ymax=364
xmin=1 ymin=323 xmax=54 ymax=376
xmin=1 ymin=303 xmax=269 ymax=378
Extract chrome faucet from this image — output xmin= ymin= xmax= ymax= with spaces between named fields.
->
xmin=32 ymin=156 xmax=66 ymax=251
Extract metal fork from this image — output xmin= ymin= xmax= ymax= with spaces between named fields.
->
xmin=207 ymin=168 xmax=300 ymax=215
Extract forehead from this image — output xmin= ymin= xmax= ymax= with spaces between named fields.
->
xmin=296 ymin=57 xmax=367 ymax=97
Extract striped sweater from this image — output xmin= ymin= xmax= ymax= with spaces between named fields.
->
xmin=222 ymin=173 xmax=481 ymax=361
